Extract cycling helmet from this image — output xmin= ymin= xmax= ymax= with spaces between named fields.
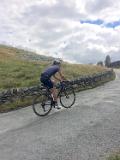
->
xmin=52 ymin=59 xmax=61 ymax=65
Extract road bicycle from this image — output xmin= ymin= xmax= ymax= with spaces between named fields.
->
xmin=32 ymin=81 xmax=76 ymax=116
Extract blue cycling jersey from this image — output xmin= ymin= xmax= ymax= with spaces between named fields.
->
xmin=41 ymin=65 xmax=60 ymax=78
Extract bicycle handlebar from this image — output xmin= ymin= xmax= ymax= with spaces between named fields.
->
xmin=59 ymin=80 xmax=72 ymax=88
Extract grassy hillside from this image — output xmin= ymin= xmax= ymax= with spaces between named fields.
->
xmin=0 ymin=44 xmax=111 ymax=112
xmin=0 ymin=44 xmax=107 ymax=91
xmin=0 ymin=44 xmax=54 ymax=61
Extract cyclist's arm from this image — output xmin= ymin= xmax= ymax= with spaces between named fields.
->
xmin=53 ymin=75 xmax=61 ymax=81
xmin=53 ymin=69 xmax=65 ymax=81
xmin=53 ymin=73 xmax=63 ymax=81
xmin=58 ymin=70 xmax=66 ymax=80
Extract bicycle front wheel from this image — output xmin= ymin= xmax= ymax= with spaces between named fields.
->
xmin=32 ymin=94 xmax=52 ymax=116
xmin=60 ymin=87 xmax=75 ymax=108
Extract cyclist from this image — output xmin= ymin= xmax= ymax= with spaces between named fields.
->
xmin=40 ymin=59 xmax=65 ymax=109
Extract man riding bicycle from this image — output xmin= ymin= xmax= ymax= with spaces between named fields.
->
xmin=40 ymin=60 xmax=66 ymax=109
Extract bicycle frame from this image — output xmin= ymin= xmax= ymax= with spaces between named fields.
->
xmin=42 ymin=81 xmax=71 ymax=104
xmin=57 ymin=83 xmax=66 ymax=98
xmin=32 ymin=81 xmax=75 ymax=116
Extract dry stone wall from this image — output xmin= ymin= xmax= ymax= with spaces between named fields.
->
xmin=0 ymin=69 xmax=115 ymax=105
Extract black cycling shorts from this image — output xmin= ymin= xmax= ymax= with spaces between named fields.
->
xmin=40 ymin=75 xmax=53 ymax=89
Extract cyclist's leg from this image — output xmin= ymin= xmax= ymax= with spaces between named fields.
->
xmin=49 ymin=80 xmax=61 ymax=109
xmin=49 ymin=87 xmax=57 ymax=102
xmin=41 ymin=77 xmax=60 ymax=109
xmin=50 ymin=87 xmax=62 ymax=109
xmin=46 ymin=79 xmax=57 ymax=102
xmin=40 ymin=77 xmax=56 ymax=101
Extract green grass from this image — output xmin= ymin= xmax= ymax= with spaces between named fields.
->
xmin=0 ymin=58 xmax=48 ymax=90
xmin=0 ymin=49 xmax=108 ymax=91
xmin=107 ymin=153 xmax=120 ymax=160
xmin=0 ymin=97 xmax=34 ymax=113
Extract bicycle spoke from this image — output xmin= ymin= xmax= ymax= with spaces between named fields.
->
xmin=60 ymin=87 xmax=75 ymax=108
xmin=32 ymin=95 xmax=52 ymax=116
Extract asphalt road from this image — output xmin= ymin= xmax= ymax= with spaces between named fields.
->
xmin=0 ymin=70 xmax=120 ymax=160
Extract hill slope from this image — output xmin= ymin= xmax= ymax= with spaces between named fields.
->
xmin=0 ymin=44 xmax=54 ymax=61
xmin=0 ymin=44 xmax=107 ymax=90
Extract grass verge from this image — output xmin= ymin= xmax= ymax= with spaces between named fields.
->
xmin=107 ymin=153 xmax=120 ymax=160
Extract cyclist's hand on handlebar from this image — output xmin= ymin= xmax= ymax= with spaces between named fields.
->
xmin=63 ymin=79 xmax=70 ymax=82
xmin=61 ymin=80 xmax=70 ymax=84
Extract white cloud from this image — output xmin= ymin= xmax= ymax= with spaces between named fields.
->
xmin=84 ymin=0 xmax=120 ymax=22
xmin=0 ymin=0 xmax=120 ymax=63
xmin=85 ymin=0 xmax=114 ymax=13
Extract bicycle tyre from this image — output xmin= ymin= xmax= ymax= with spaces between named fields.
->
xmin=60 ymin=86 xmax=75 ymax=108
xmin=32 ymin=94 xmax=52 ymax=116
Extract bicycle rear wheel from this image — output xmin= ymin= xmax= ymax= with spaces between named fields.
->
xmin=60 ymin=87 xmax=75 ymax=108
xmin=32 ymin=94 xmax=52 ymax=116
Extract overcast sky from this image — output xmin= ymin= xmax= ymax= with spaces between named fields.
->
xmin=0 ymin=0 xmax=120 ymax=63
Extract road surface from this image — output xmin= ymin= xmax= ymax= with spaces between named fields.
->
xmin=0 ymin=70 xmax=120 ymax=160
